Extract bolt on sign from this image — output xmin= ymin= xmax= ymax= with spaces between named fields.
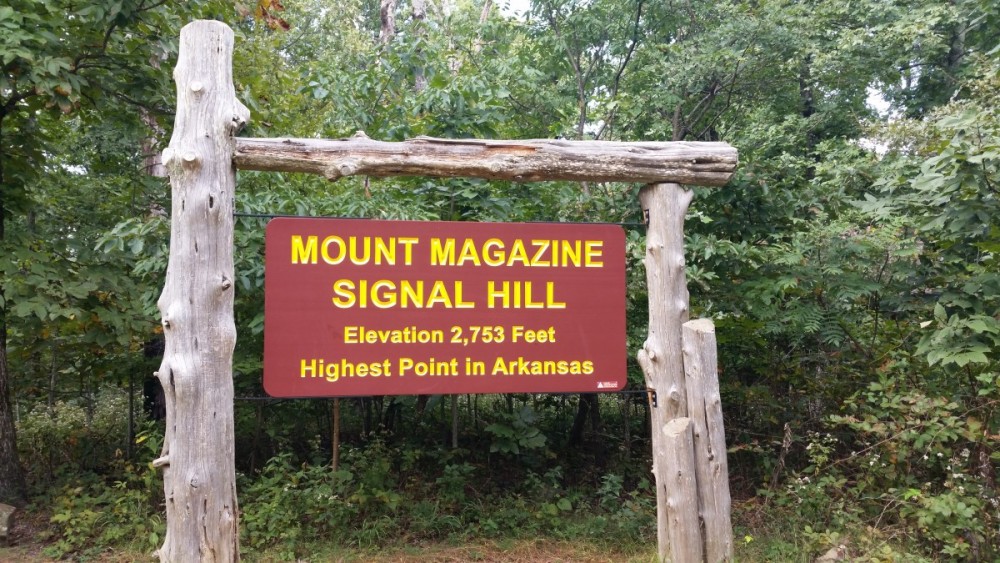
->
xmin=263 ymin=218 xmax=626 ymax=397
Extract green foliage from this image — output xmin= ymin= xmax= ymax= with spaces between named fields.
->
xmin=38 ymin=423 xmax=165 ymax=559
xmin=861 ymin=53 xmax=1000 ymax=373
xmin=485 ymin=405 xmax=548 ymax=455
xmin=237 ymin=441 xmax=653 ymax=558
xmin=434 ymin=462 xmax=476 ymax=507
xmin=4 ymin=0 xmax=1000 ymax=559
xmin=1 ymin=0 xmax=227 ymax=206
xmin=17 ymin=387 xmax=142 ymax=483
xmin=831 ymin=373 xmax=997 ymax=557
xmin=239 ymin=454 xmax=361 ymax=555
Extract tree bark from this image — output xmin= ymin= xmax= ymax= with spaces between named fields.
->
xmin=479 ymin=0 xmax=493 ymax=25
xmin=233 ymin=135 xmax=737 ymax=186
xmin=250 ymin=402 xmax=264 ymax=474
xmin=637 ymin=182 xmax=692 ymax=560
xmin=412 ymin=0 xmax=427 ymax=92
xmin=154 ymin=20 xmax=249 ymax=562
xmin=568 ymin=393 xmax=601 ymax=446
xmin=0 ymin=120 xmax=27 ymax=507
xmin=331 ymin=399 xmax=340 ymax=471
xmin=682 ymin=318 xmax=733 ymax=562
xmin=450 ymin=395 xmax=458 ymax=449
xmin=141 ymin=107 xmax=168 ymax=178
xmin=379 ymin=0 xmax=397 ymax=45
xmin=0 ymin=339 xmax=26 ymax=506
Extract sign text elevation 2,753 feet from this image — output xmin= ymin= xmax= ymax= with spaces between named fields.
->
xmin=263 ymin=218 xmax=626 ymax=397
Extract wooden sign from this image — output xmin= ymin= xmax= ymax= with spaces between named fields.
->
xmin=263 ymin=218 xmax=626 ymax=397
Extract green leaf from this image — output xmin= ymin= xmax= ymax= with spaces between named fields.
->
xmin=945 ymin=351 xmax=989 ymax=367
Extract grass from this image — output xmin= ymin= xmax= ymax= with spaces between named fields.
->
xmin=248 ymin=539 xmax=658 ymax=562
xmin=1 ymin=536 xmax=656 ymax=563
xmin=0 ymin=498 xmax=934 ymax=562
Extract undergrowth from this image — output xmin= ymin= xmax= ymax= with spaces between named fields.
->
xmin=20 ymin=385 xmax=995 ymax=561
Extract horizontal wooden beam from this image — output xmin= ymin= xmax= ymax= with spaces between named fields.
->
xmin=232 ymin=133 xmax=738 ymax=186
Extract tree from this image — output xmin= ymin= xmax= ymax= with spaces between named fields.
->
xmin=0 ymin=0 xmax=225 ymax=505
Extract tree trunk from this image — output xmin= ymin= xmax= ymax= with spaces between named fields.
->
xmin=250 ymin=402 xmax=264 ymax=474
xmin=412 ymin=0 xmax=427 ymax=92
xmin=48 ymin=341 xmax=57 ymax=409
xmin=0 ymin=124 xmax=27 ymax=507
xmin=0 ymin=339 xmax=26 ymax=506
xmin=127 ymin=368 xmax=135 ymax=459
xmin=479 ymin=0 xmax=493 ymax=24
xmin=568 ymin=393 xmax=600 ymax=446
xmin=141 ymin=107 xmax=168 ymax=178
xmin=154 ymin=20 xmax=249 ymax=562
xmin=621 ymin=394 xmax=631 ymax=459
xmin=331 ymin=399 xmax=340 ymax=472
xmin=637 ymin=182 xmax=692 ymax=561
xmin=379 ymin=0 xmax=397 ymax=45
xmin=450 ymin=395 xmax=458 ymax=449
xmin=362 ymin=397 xmax=373 ymax=435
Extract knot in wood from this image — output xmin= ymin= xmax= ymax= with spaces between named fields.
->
xmin=231 ymin=111 xmax=248 ymax=132
xmin=190 ymin=81 xmax=204 ymax=94
xmin=323 ymin=164 xmax=344 ymax=181
xmin=181 ymin=152 xmax=200 ymax=170
xmin=337 ymin=160 xmax=359 ymax=177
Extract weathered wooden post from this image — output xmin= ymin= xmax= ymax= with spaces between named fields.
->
xmin=661 ymin=417 xmax=703 ymax=561
xmin=683 ymin=319 xmax=734 ymax=561
xmin=639 ymin=184 xmax=735 ymax=562
xmin=155 ymin=20 xmax=249 ymax=562
xmin=638 ymin=182 xmax=695 ymax=561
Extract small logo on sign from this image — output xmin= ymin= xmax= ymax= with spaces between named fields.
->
xmin=597 ymin=381 xmax=619 ymax=389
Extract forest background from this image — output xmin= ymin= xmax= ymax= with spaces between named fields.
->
xmin=1 ymin=0 xmax=998 ymax=560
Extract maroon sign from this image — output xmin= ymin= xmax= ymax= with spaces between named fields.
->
xmin=263 ymin=218 xmax=626 ymax=397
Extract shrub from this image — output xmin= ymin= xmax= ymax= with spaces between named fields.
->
xmin=17 ymin=386 xmax=142 ymax=485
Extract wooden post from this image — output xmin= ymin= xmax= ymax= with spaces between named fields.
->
xmin=155 ymin=20 xmax=249 ymax=562
xmin=683 ymin=319 xmax=734 ymax=562
xmin=637 ymin=182 xmax=693 ymax=562
xmin=662 ymin=418 xmax=703 ymax=562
